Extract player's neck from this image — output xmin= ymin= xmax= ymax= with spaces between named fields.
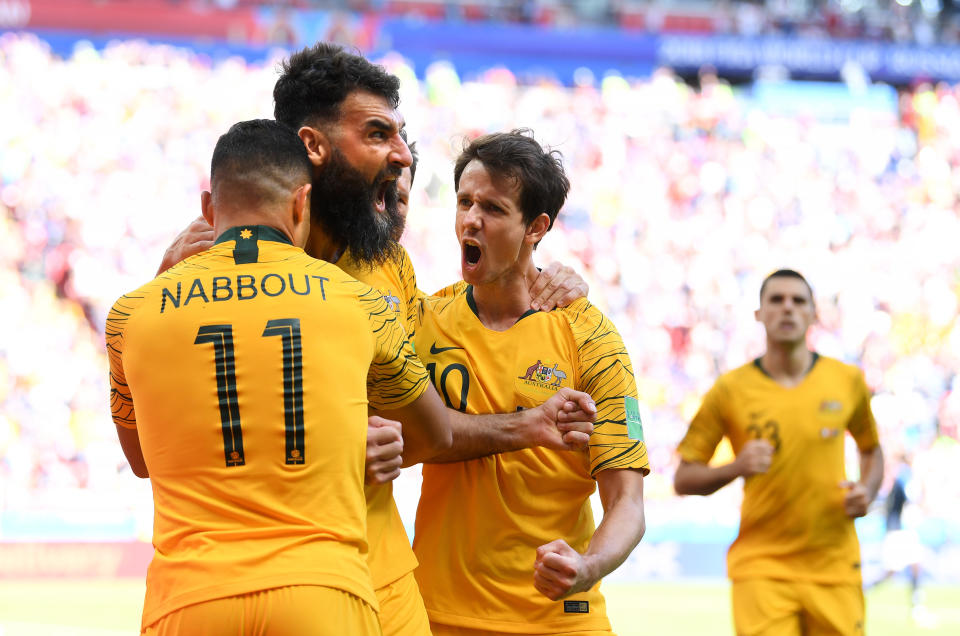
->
xmin=760 ymin=341 xmax=814 ymax=387
xmin=304 ymin=227 xmax=344 ymax=263
xmin=471 ymin=263 xmax=538 ymax=332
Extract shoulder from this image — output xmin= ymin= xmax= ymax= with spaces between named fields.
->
xmin=815 ymin=355 xmax=868 ymax=388
xmin=707 ymin=361 xmax=760 ymax=398
xmin=419 ymin=283 xmax=466 ymax=316
xmin=554 ymin=297 xmax=616 ymax=338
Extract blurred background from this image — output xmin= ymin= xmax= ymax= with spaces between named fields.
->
xmin=1 ymin=1 xmax=959 ymax=634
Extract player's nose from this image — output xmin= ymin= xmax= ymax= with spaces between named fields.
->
xmin=389 ymin=135 xmax=412 ymax=169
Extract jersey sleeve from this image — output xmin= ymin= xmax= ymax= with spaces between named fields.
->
xmin=105 ymin=294 xmax=140 ymax=430
xmin=569 ymin=300 xmax=650 ymax=476
xmin=677 ymin=380 xmax=727 ymax=464
xmin=847 ymin=369 xmax=880 ymax=450
xmin=358 ymin=283 xmax=430 ymax=410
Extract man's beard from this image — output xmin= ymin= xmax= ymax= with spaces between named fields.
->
xmin=310 ymin=149 xmax=404 ymax=269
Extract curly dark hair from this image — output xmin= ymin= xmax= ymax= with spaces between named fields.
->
xmin=273 ymin=42 xmax=401 ymax=130
xmin=453 ymin=128 xmax=569 ymax=231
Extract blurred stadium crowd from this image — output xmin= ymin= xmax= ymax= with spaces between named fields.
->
xmin=1 ymin=31 xmax=958 ymax=576
xmin=212 ymin=0 xmax=960 ymax=45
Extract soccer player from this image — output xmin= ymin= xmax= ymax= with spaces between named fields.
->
xmin=107 ymin=119 xmax=451 ymax=635
xmin=412 ymin=130 xmax=649 ymax=635
xmin=674 ymin=269 xmax=884 ymax=636
xmin=156 ymin=44 xmax=597 ymax=636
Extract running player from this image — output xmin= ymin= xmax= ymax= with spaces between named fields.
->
xmin=413 ymin=130 xmax=649 ymax=635
xmin=107 ymin=119 xmax=451 ymax=635
xmin=674 ymin=269 xmax=884 ymax=636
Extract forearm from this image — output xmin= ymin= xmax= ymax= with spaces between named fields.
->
xmin=581 ymin=490 xmax=646 ymax=585
xmin=674 ymin=459 xmax=741 ymax=495
xmin=376 ymin=386 xmax=453 ymax=468
xmin=422 ymin=409 xmax=534 ymax=463
xmin=859 ymin=445 xmax=884 ymax=502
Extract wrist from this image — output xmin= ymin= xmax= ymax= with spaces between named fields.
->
xmin=579 ymin=552 xmax=602 ymax=589
xmin=517 ymin=407 xmax=541 ymax=448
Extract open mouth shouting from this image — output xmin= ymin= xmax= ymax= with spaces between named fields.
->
xmin=374 ymin=179 xmax=389 ymax=215
xmin=462 ymin=238 xmax=482 ymax=276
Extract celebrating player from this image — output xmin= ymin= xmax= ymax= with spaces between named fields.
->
xmin=156 ymin=43 xmax=597 ymax=636
xmin=106 ymin=119 xmax=451 ymax=635
xmin=412 ymin=130 xmax=649 ymax=635
xmin=674 ymin=269 xmax=884 ymax=636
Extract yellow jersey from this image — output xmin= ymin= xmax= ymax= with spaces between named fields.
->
xmin=677 ymin=355 xmax=879 ymax=585
xmin=336 ymin=244 xmax=422 ymax=589
xmin=106 ymin=226 xmax=429 ymax=628
xmin=412 ymin=287 xmax=649 ymax=633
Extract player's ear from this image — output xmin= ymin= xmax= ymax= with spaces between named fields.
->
xmin=291 ymin=183 xmax=311 ymax=248
xmin=200 ymin=190 xmax=214 ymax=226
xmin=525 ymin=213 xmax=551 ymax=246
xmin=754 ymin=308 xmax=761 ymax=323
xmin=298 ymin=126 xmax=330 ymax=169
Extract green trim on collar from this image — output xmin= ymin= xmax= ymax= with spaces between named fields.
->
xmin=214 ymin=225 xmax=293 ymax=265
xmin=465 ymin=285 xmax=539 ymax=325
xmin=214 ymin=225 xmax=293 ymax=246
xmin=753 ymin=352 xmax=820 ymax=379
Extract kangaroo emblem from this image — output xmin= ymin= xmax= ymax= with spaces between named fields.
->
xmin=519 ymin=360 xmax=542 ymax=380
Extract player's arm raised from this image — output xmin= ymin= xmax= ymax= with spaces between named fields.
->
xmin=534 ymin=468 xmax=645 ymax=600
xmin=409 ymin=387 xmax=597 ymax=465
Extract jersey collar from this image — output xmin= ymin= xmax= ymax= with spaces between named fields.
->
xmin=214 ymin=225 xmax=293 ymax=247
xmin=465 ymin=285 xmax=539 ymax=325
xmin=753 ymin=352 xmax=820 ymax=379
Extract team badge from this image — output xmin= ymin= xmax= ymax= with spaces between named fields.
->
xmin=819 ymin=400 xmax=843 ymax=413
xmin=820 ymin=427 xmax=840 ymax=439
xmin=517 ymin=359 xmax=568 ymax=387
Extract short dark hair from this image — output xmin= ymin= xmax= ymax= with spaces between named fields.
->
xmin=273 ymin=42 xmax=401 ymax=129
xmin=453 ymin=129 xmax=569 ymax=230
xmin=759 ymin=269 xmax=814 ymax=304
xmin=211 ymin=119 xmax=311 ymax=201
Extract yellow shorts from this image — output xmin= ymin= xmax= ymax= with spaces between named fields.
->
xmin=732 ymin=579 xmax=864 ymax=636
xmin=143 ymin=585 xmax=381 ymax=636
xmin=430 ymin=624 xmax=613 ymax=636
xmin=376 ymin=570 xmax=431 ymax=636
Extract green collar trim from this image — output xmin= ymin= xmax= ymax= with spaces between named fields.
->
xmin=465 ymin=285 xmax=539 ymax=325
xmin=214 ymin=225 xmax=292 ymax=246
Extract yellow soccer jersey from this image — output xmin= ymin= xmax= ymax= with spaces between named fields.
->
xmin=106 ymin=226 xmax=428 ymax=629
xmin=677 ymin=355 xmax=879 ymax=585
xmin=412 ymin=287 xmax=649 ymax=633
xmin=337 ymin=244 xmax=422 ymax=589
